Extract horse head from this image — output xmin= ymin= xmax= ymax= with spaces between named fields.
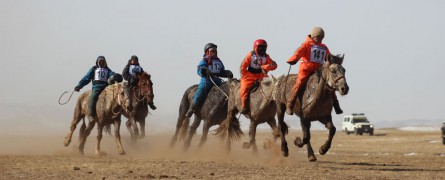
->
xmin=111 ymin=83 xmax=131 ymax=113
xmin=323 ymin=54 xmax=349 ymax=95
xmin=136 ymin=72 xmax=155 ymax=105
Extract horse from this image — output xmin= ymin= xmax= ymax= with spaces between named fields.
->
xmin=63 ymin=82 xmax=130 ymax=155
xmin=274 ymin=54 xmax=349 ymax=161
xmin=170 ymin=81 xmax=231 ymax=151
xmin=122 ymin=72 xmax=156 ymax=141
xmin=215 ymin=77 xmax=282 ymax=153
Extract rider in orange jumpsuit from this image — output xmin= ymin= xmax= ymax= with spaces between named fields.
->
xmin=240 ymin=39 xmax=277 ymax=114
xmin=286 ymin=27 xmax=343 ymax=115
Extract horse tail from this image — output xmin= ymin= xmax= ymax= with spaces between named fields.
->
xmin=215 ymin=114 xmax=243 ymax=143
xmin=177 ymin=85 xmax=197 ymax=141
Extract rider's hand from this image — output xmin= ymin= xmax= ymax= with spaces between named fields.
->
xmin=287 ymin=61 xmax=297 ymax=65
xmin=74 ymin=86 xmax=81 ymax=92
xmin=225 ymin=70 xmax=233 ymax=79
xmin=201 ymin=67 xmax=210 ymax=76
xmin=262 ymin=69 xmax=268 ymax=74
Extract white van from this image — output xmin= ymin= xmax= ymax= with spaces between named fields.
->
xmin=342 ymin=113 xmax=374 ymax=135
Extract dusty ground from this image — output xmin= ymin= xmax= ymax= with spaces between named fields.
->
xmin=1 ymin=128 xmax=444 ymax=179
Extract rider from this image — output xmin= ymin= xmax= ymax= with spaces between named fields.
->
xmin=239 ymin=39 xmax=277 ymax=114
xmin=74 ymin=56 xmax=121 ymax=120
xmin=121 ymin=55 xmax=156 ymax=110
xmin=185 ymin=43 xmax=233 ymax=118
xmin=286 ymin=26 xmax=343 ymax=115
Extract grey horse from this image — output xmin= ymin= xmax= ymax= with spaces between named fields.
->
xmin=216 ymin=77 xmax=282 ymax=153
xmin=274 ymin=54 xmax=349 ymax=161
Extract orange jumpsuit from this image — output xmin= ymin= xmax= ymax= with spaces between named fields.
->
xmin=287 ymin=35 xmax=337 ymax=105
xmin=240 ymin=51 xmax=277 ymax=109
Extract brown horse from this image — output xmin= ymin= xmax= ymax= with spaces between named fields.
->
xmin=63 ymin=83 xmax=129 ymax=155
xmin=123 ymin=72 xmax=156 ymax=141
xmin=216 ymin=77 xmax=282 ymax=153
xmin=274 ymin=54 xmax=349 ymax=161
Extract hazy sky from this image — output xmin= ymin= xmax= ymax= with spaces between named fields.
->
xmin=1 ymin=0 xmax=444 ymax=133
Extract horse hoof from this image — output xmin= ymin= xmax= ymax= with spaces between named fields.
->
xmin=319 ymin=148 xmax=327 ymax=155
xmin=294 ymin=137 xmax=304 ymax=148
xmin=308 ymin=156 xmax=317 ymax=162
xmin=119 ymin=151 xmax=126 ymax=155
xmin=242 ymin=142 xmax=251 ymax=149
xmin=64 ymin=140 xmax=71 ymax=147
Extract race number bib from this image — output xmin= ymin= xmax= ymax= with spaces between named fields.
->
xmin=129 ymin=65 xmax=142 ymax=75
xmin=249 ymin=54 xmax=266 ymax=69
xmin=208 ymin=61 xmax=222 ymax=74
xmin=310 ymin=45 xmax=326 ymax=64
xmin=94 ymin=68 xmax=109 ymax=81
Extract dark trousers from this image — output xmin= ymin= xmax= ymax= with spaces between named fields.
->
xmin=89 ymin=84 xmax=107 ymax=116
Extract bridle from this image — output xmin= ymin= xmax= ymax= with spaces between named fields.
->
xmin=322 ymin=63 xmax=345 ymax=92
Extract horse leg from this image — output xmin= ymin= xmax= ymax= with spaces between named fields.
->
xmin=184 ymin=115 xmax=201 ymax=151
xmin=130 ymin=118 xmax=140 ymax=141
xmin=137 ymin=118 xmax=146 ymax=139
xmin=319 ymin=116 xmax=336 ymax=155
xmin=266 ymin=118 xmax=280 ymax=141
xmin=114 ymin=120 xmax=126 ymax=155
xmin=64 ymin=114 xmax=83 ymax=147
xmin=78 ymin=117 xmax=96 ymax=155
xmin=276 ymin=103 xmax=289 ymax=157
xmin=294 ymin=119 xmax=316 ymax=161
xmin=198 ymin=120 xmax=210 ymax=148
xmin=170 ymin=115 xmax=187 ymax=147
xmin=244 ymin=121 xmax=258 ymax=154
xmin=125 ymin=119 xmax=135 ymax=140
xmin=95 ymin=123 xmax=106 ymax=156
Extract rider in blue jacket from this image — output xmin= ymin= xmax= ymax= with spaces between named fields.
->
xmin=185 ymin=43 xmax=233 ymax=117
xmin=74 ymin=56 xmax=121 ymax=119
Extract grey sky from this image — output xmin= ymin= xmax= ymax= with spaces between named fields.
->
xmin=1 ymin=0 xmax=444 ymax=133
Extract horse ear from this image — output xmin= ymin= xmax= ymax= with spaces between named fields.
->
xmin=337 ymin=53 xmax=345 ymax=65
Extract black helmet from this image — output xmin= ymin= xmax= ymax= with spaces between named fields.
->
xmin=204 ymin=43 xmax=217 ymax=53
xmin=130 ymin=55 xmax=138 ymax=61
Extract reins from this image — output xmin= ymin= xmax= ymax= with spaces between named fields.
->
xmin=208 ymin=74 xmax=229 ymax=100
xmin=283 ymin=64 xmax=292 ymax=101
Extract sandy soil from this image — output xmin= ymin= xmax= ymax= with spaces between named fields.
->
xmin=1 ymin=128 xmax=444 ymax=179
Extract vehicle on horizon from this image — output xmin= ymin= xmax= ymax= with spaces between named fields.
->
xmin=441 ymin=122 xmax=445 ymax=145
xmin=342 ymin=113 xmax=374 ymax=136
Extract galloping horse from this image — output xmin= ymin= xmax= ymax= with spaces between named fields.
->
xmin=64 ymin=83 xmax=130 ymax=155
xmin=123 ymin=72 xmax=156 ymax=141
xmin=274 ymin=54 xmax=349 ymax=161
xmin=216 ymin=77 xmax=282 ymax=153
xmin=170 ymin=82 xmax=232 ymax=151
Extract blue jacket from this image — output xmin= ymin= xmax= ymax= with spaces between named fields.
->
xmin=76 ymin=65 xmax=115 ymax=89
xmin=197 ymin=55 xmax=228 ymax=83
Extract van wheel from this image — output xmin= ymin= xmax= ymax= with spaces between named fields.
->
xmin=369 ymin=130 xmax=374 ymax=136
xmin=345 ymin=129 xmax=350 ymax=135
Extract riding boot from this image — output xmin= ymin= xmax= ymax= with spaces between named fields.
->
xmin=148 ymin=103 xmax=157 ymax=110
xmin=285 ymin=87 xmax=300 ymax=115
xmin=333 ymin=100 xmax=343 ymax=114
xmin=240 ymin=98 xmax=250 ymax=115
xmin=185 ymin=103 xmax=196 ymax=118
